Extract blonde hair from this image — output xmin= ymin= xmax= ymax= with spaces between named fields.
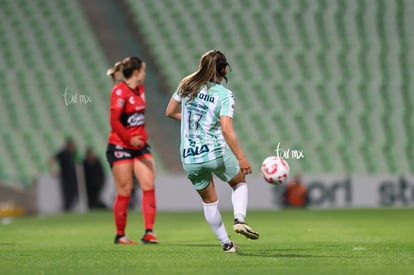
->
xmin=178 ymin=50 xmax=229 ymax=102
xmin=106 ymin=61 xmax=124 ymax=84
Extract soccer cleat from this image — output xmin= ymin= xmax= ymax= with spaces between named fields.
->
xmin=222 ymin=242 xmax=239 ymax=253
xmin=141 ymin=231 xmax=159 ymax=244
xmin=114 ymin=235 xmax=137 ymax=245
xmin=233 ymin=219 xmax=260 ymax=240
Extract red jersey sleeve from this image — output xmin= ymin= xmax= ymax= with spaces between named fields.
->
xmin=109 ymin=87 xmax=131 ymax=143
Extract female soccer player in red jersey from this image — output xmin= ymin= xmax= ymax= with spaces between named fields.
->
xmin=106 ymin=57 xmax=158 ymax=245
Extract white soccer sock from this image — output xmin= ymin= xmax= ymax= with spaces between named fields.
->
xmin=231 ymin=182 xmax=248 ymax=223
xmin=202 ymin=201 xmax=231 ymax=245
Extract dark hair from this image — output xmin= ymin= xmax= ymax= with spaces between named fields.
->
xmin=106 ymin=56 xmax=144 ymax=83
xmin=214 ymin=50 xmax=231 ymax=82
xmin=122 ymin=56 xmax=143 ymax=79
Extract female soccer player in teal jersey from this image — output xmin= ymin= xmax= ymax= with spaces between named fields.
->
xmin=166 ymin=50 xmax=259 ymax=253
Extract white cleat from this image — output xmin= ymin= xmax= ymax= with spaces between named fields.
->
xmin=223 ymin=242 xmax=239 ymax=253
xmin=233 ymin=220 xmax=260 ymax=240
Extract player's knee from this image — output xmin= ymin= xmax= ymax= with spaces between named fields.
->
xmin=116 ymin=179 xmax=133 ymax=195
xmin=140 ymin=181 xmax=155 ymax=191
xmin=228 ymin=171 xmax=246 ymax=187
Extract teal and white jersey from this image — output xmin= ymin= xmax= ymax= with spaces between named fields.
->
xmin=173 ymin=82 xmax=235 ymax=164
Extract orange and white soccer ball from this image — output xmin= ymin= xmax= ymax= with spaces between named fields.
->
xmin=261 ymin=156 xmax=290 ymax=185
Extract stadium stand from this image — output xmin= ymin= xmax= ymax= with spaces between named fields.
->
xmin=0 ymin=0 xmax=109 ymax=186
xmin=125 ymin=0 xmax=413 ymax=175
xmin=0 ymin=0 xmax=168 ymax=187
xmin=0 ymin=0 xmax=413 ymax=189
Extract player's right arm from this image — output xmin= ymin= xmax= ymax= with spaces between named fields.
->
xmin=221 ymin=116 xmax=251 ymax=175
xmin=220 ymin=91 xmax=251 ymax=175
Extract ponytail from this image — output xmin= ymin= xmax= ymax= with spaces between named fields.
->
xmin=106 ymin=61 xmax=124 ymax=84
xmin=178 ymin=50 xmax=229 ymax=102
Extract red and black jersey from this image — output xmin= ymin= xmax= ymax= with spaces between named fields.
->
xmin=107 ymin=81 xmax=148 ymax=149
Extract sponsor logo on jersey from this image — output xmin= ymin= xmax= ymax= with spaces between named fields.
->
xmin=129 ymin=96 xmax=135 ymax=104
xmin=117 ymin=98 xmax=125 ymax=108
xmin=115 ymin=89 xmax=122 ymax=96
xmin=127 ymin=112 xmax=145 ymax=126
xmin=183 ymin=145 xmax=209 ymax=158
xmin=114 ymin=151 xmax=131 ymax=158
xmin=198 ymin=93 xmax=215 ymax=103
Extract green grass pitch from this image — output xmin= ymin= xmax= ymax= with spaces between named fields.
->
xmin=1 ymin=209 xmax=413 ymax=274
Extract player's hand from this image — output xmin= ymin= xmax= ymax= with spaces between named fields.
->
xmin=130 ymin=136 xmax=144 ymax=148
xmin=239 ymin=157 xmax=252 ymax=175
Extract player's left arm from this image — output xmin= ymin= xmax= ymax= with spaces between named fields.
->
xmin=166 ymin=97 xmax=182 ymax=121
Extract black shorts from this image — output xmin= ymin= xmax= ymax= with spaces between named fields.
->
xmin=106 ymin=143 xmax=152 ymax=168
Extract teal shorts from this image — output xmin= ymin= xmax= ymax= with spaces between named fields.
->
xmin=182 ymin=149 xmax=240 ymax=190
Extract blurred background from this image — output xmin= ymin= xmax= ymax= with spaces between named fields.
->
xmin=0 ymin=0 xmax=413 ymax=215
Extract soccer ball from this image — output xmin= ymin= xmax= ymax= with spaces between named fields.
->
xmin=261 ymin=156 xmax=289 ymax=185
